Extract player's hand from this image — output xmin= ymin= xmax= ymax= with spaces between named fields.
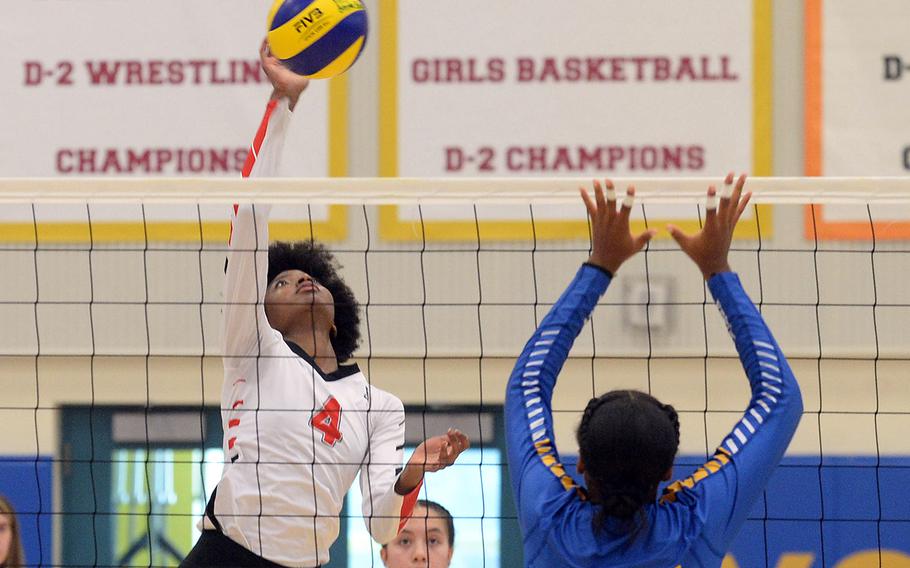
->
xmin=395 ymin=429 xmax=470 ymax=494
xmin=668 ymin=173 xmax=751 ymax=280
xmin=260 ymin=38 xmax=309 ymax=110
xmin=581 ymin=180 xmax=657 ymax=274
xmin=410 ymin=429 xmax=470 ymax=473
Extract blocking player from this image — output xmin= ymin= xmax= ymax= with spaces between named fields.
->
xmin=505 ymin=176 xmax=802 ymax=566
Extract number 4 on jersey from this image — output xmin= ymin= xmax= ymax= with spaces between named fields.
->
xmin=311 ymin=396 xmax=343 ymax=446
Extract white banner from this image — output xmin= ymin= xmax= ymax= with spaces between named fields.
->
xmin=815 ymin=0 xmax=910 ymax=176
xmin=379 ymin=0 xmax=771 ymax=241
xmin=0 ymin=0 xmax=335 ymax=178
xmin=805 ymin=0 xmax=910 ymax=239
xmin=0 ymin=0 xmax=346 ymax=240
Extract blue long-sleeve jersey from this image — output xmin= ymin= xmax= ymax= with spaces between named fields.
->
xmin=505 ymin=265 xmax=803 ymax=567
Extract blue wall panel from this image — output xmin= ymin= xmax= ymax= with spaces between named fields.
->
xmin=0 ymin=456 xmax=53 ymax=567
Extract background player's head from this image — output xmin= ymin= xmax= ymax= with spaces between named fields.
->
xmin=265 ymin=241 xmax=361 ymax=362
xmin=381 ymin=500 xmax=455 ymax=568
xmin=0 ymin=495 xmax=24 ymax=568
xmin=575 ymin=389 xmax=680 ymax=531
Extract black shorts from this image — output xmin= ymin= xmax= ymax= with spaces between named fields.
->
xmin=180 ymin=530 xmax=320 ymax=568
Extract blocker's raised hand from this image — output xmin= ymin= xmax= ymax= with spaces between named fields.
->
xmin=581 ymin=180 xmax=657 ymax=275
xmin=668 ymin=173 xmax=752 ymax=280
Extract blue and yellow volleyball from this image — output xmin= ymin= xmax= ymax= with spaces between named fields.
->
xmin=266 ymin=0 xmax=367 ymax=79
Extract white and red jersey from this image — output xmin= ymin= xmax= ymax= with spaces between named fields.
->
xmin=205 ymin=98 xmax=419 ymax=567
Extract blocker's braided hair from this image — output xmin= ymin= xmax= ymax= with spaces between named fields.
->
xmin=576 ymin=390 xmax=681 ymax=535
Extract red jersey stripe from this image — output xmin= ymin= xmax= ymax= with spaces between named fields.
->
xmin=241 ymin=98 xmax=279 ymax=179
xmin=397 ymin=480 xmax=423 ymax=534
xmin=230 ymin=98 xmax=279 ymax=246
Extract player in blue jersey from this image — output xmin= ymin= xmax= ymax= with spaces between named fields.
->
xmin=505 ymin=175 xmax=803 ymax=567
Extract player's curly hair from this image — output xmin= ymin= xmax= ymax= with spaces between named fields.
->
xmin=576 ymin=389 xmax=680 ymax=535
xmin=267 ymin=241 xmax=361 ymax=362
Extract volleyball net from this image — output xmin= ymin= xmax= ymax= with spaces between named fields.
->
xmin=0 ymin=177 xmax=909 ymax=567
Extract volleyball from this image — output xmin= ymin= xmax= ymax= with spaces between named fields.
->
xmin=266 ymin=0 xmax=368 ymax=79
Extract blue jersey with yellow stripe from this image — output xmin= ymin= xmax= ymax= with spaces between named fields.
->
xmin=505 ymin=265 xmax=803 ymax=567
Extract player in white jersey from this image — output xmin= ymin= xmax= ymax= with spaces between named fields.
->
xmin=181 ymin=42 xmax=470 ymax=568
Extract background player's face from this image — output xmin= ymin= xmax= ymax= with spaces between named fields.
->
xmin=264 ymin=269 xmax=336 ymax=335
xmin=0 ymin=514 xmax=11 ymax=565
xmin=380 ymin=505 xmax=453 ymax=568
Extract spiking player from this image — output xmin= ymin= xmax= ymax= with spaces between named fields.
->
xmin=181 ymin=42 xmax=470 ymax=568
xmin=505 ymin=176 xmax=803 ymax=566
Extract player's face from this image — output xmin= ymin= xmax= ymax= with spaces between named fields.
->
xmin=0 ymin=514 xmax=12 ymax=565
xmin=264 ymin=269 xmax=336 ymax=334
xmin=380 ymin=507 xmax=453 ymax=568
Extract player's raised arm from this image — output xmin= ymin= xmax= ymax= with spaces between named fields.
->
xmin=241 ymin=39 xmax=308 ymax=179
xmin=505 ymin=182 xmax=656 ymax=533
xmin=222 ymin=40 xmax=309 ymax=360
xmin=666 ymin=174 xmax=804 ymax=550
